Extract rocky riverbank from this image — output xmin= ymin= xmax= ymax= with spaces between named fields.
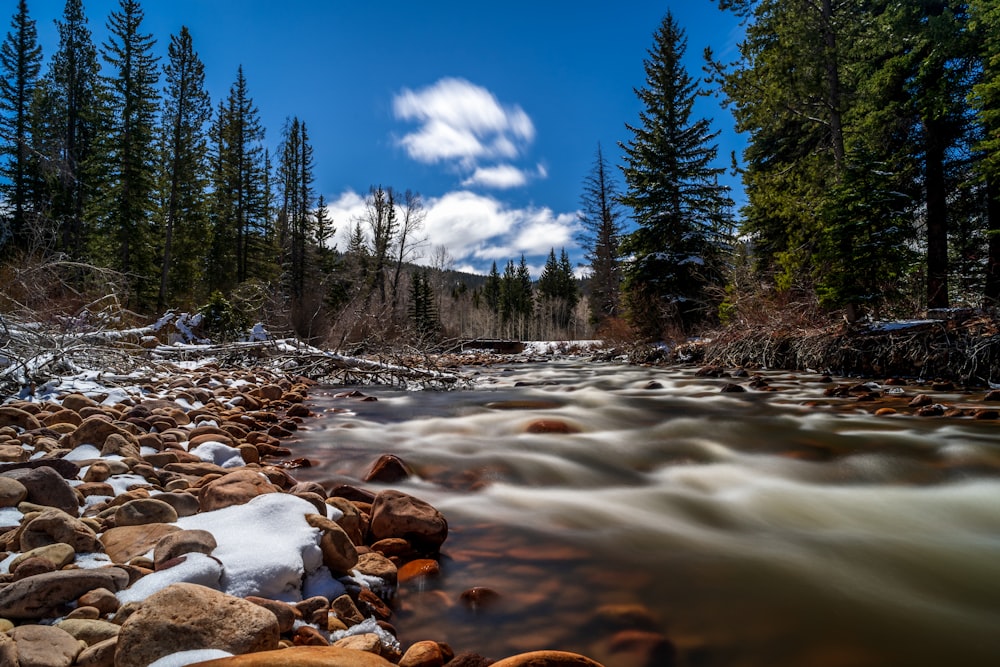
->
xmin=0 ymin=366 xmax=606 ymax=667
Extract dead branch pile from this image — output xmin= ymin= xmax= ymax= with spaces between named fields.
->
xmin=678 ymin=312 xmax=1000 ymax=385
xmin=1 ymin=312 xmax=468 ymax=399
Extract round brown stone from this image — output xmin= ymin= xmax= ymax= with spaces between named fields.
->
xmin=491 ymin=651 xmax=607 ymax=667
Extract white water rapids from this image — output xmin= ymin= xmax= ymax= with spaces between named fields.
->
xmin=293 ymin=361 xmax=1000 ymax=667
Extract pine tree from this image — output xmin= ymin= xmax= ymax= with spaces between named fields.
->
xmin=483 ymin=260 xmax=501 ymax=313
xmin=0 ymin=0 xmax=42 ymax=254
xmin=155 ymin=25 xmax=210 ymax=309
xmin=577 ymin=143 xmax=623 ymax=325
xmin=409 ymin=269 xmax=440 ymax=340
xmin=96 ymin=0 xmax=160 ymax=305
xmin=620 ymin=10 xmax=732 ymax=338
xmin=43 ymin=0 xmax=101 ymax=260
xmin=208 ymin=66 xmax=271 ymax=292
xmin=276 ymin=116 xmax=314 ymax=301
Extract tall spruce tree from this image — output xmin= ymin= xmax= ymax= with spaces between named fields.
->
xmin=208 ymin=66 xmax=271 ymax=292
xmin=0 ymin=0 xmax=42 ymax=254
xmin=276 ymin=116 xmax=315 ymax=302
xmin=620 ymin=10 xmax=732 ymax=338
xmin=97 ymin=0 xmax=160 ymax=305
xmin=577 ymin=143 xmax=623 ymax=326
xmin=155 ymin=25 xmax=210 ymax=309
xmin=43 ymin=0 xmax=101 ymax=260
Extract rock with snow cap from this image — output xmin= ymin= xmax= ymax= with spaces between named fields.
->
xmin=197 ymin=469 xmax=280 ymax=511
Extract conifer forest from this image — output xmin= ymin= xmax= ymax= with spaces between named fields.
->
xmin=1 ymin=0 xmax=998 ymax=347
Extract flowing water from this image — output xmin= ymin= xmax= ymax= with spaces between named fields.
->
xmin=291 ymin=361 xmax=1000 ymax=667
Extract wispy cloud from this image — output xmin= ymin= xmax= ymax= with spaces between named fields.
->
xmin=393 ymin=78 xmax=543 ymax=189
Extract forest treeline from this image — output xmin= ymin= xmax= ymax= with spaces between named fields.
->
xmin=1 ymin=0 xmax=998 ymax=349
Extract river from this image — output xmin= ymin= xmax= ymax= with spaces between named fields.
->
xmin=290 ymin=360 xmax=1000 ymax=667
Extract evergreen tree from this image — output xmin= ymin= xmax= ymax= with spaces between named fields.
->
xmin=208 ymin=66 xmax=271 ymax=292
xmin=43 ymin=0 xmax=101 ymax=260
xmin=537 ymin=247 xmax=579 ymax=331
xmin=276 ymin=116 xmax=314 ymax=301
xmin=483 ymin=260 xmax=501 ymax=313
xmin=577 ymin=143 xmax=623 ymax=325
xmin=0 ymin=0 xmax=42 ymax=254
xmin=620 ymin=10 xmax=732 ymax=338
xmin=969 ymin=0 xmax=1000 ymax=302
xmin=408 ymin=269 xmax=440 ymax=340
xmin=155 ymin=25 xmax=210 ymax=309
xmin=96 ymin=0 xmax=160 ymax=305
xmin=710 ymin=0 xmax=859 ymax=299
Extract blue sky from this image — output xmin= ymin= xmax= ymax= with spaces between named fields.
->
xmin=28 ymin=0 xmax=745 ymax=276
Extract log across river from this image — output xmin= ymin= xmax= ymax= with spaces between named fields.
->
xmin=291 ymin=361 xmax=1000 ymax=667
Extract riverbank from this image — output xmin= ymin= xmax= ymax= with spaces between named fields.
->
xmin=0 ymin=364 xmax=607 ymax=666
xmin=660 ymin=310 xmax=1000 ymax=386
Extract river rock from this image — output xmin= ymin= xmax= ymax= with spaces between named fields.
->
xmin=100 ymin=523 xmax=180 ymax=564
xmin=10 ymin=542 xmax=76 ymax=571
xmin=0 ymin=476 xmax=27 ymax=506
xmin=19 ymin=508 xmax=101 ymax=553
xmin=75 ymin=636 xmax=117 ymax=667
xmin=0 ymin=631 xmax=16 ymax=667
xmin=43 ymin=408 xmax=83 ymax=427
xmin=114 ymin=498 xmax=178 ymax=527
xmin=398 ymin=559 xmax=440 ymax=584
xmin=305 ymin=514 xmax=358 ymax=573
xmin=59 ymin=416 xmax=139 ymax=451
xmin=245 ymin=596 xmax=297 ymax=634
xmin=0 ymin=567 xmax=129 ymax=619
xmin=9 ymin=623 xmax=81 ymax=667
xmin=114 ymin=583 xmax=280 ymax=667
xmin=83 ymin=461 xmax=112 ymax=483
xmin=331 ymin=633 xmax=383 ymax=654
xmin=2 ymin=466 xmax=79 ymax=515
xmin=354 ymin=551 xmax=398 ymax=587
xmin=198 ymin=469 xmax=280 ymax=511
xmin=151 ymin=491 xmax=201 ymax=518
xmin=153 ymin=529 xmax=218 ymax=570
xmin=491 ymin=651 xmax=607 ymax=667
xmin=0 ymin=442 xmax=29 ymax=463
xmin=364 ymin=454 xmax=412 ymax=483
xmin=185 ymin=645 xmax=397 ymax=666
xmin=55 ymin=618 xmax=121 ymax=645
xmin=12 ymin=556 xmax=56 ymax=580
xmin=399 ymin=640 xmax=448 ymax=667
xmin=330 ymin=593 xmax=365 ymax=626
xmin=369 ymin=490 xmax=448 ymax=552
xmin=78 ymin=587 xmax=120 ymax=615
xmin=325 ymin=497 xmax=365 ymax=545
xmin=101 ymin=433 xmax=141 ymax=460
xmin=62 ymin=393 xmax=100 ymax=413
xmin=0 ymin=406 xmax=42 ymax=431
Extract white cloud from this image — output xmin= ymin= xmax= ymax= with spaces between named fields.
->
xmin=393 ymin=78 xmax=536 ymax=178
xmin=325 ymin=187 xmax=580 ymax=278
xmin=461 ymin=164 xmax=529 ymax=189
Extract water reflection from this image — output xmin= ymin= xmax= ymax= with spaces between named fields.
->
xmin=292 ymin=362 xmax=1000 ymax=667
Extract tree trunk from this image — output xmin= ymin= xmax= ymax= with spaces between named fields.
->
xmin=925 ymin=122 xmax=949 ymax=309
xmin=984 ymin=174 xmax=1000 ymax=305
